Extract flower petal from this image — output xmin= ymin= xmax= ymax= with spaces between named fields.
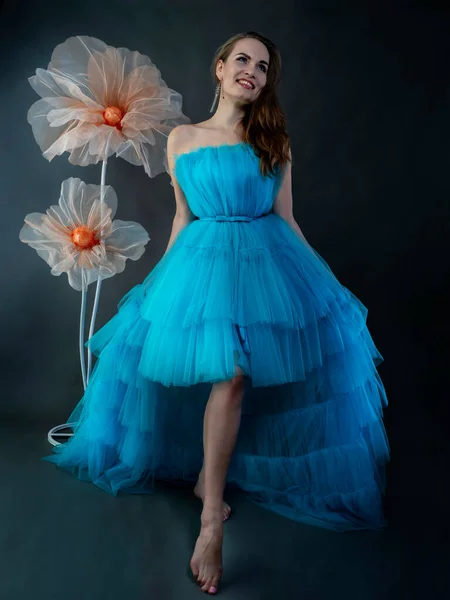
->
xmin=60 ymin=177 xmax=118 ymax=225
xmin=67 ymin=242 xmax=118 ymax=291
xmin=67 ymin=261 xmax=104 ymax=291
xmin=87 ymin=45 xmax=125 ymax=106
xmin=114 ymin=137 xmax=167 ymax=177
xmin=20 ymin=212 xmax=70 ymax=243
xmin=87 ymin=126 xmax=124 ymax=160
xmin=119 ymin=65 xmax=163 ymax=109
xmin=27 ymin=99 xmax=71 ymax=156
xmin=67 ymin=142 xmax=103 ymax=167
xmin=49 ymin=246 xmax=79 ymax=274
xmin=45 ymin=36 xmax=111 ymax=105
xmin=19 ymin=214 xmax=74 ymax=271
xmin=42 ymin=122 xmax=104 ymax=161
xmin=28 ymin=67 xmax=100 ymax=107
xmin=47 ymin=105 xmax=104 ymax=128
xmin=105 ymin=220 xmax=150 ymax=265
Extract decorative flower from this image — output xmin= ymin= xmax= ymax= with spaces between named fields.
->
xmin=19 ymin=177 xmax=150 ymax=291
xmin=27 ymin=35 xmax=190 ymax=177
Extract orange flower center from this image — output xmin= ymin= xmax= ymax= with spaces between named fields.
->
xmin=72 ymin=226 xmax=99 ymax=250
xmin=103 ymin=106 xmax=123 ymax=128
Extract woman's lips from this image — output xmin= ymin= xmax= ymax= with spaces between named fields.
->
xmin=236 ymin=79 xmax=254 ymax=90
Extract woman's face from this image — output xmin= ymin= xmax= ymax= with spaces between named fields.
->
xmin=217 ymin=38 xmax=270 ymax=105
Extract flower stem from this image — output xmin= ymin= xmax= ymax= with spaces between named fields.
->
xmin=79 ymin=286 xmax=88 ymax=390
xmin=86 ymin=139 xmax=110 ymax=384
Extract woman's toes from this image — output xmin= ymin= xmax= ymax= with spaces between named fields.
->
xmin=209 ymin=574 xmax=220 ymax=593
xmin=223 ymin=503 xmax=231 ymax=521
xmin=201 ymin=575 xmax=214 ymax=592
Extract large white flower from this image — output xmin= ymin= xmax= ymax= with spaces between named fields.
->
xmin=19 ymin=177 xmax=150 ymax=291
xmin=27 ymin=35 xmax=190 ymax=177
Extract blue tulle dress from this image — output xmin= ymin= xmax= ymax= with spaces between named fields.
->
xmin=43 ymin=142 xmax=390 ymax=532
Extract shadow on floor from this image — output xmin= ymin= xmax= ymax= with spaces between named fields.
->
xmin=0 ymin=421 xmax=447 ymax=600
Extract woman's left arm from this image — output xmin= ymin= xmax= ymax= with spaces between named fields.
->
xmin=272 ymin=150 xmax=309 ymax=245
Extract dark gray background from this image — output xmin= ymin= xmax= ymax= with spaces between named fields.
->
xmin=1 ymin=1 xmax=449 ymax=598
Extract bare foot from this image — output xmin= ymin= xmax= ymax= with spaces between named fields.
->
xmin=194 ymin=474 xmax=232 ymax=522
xmin=190 ymin=508 xmax=224 ymax=594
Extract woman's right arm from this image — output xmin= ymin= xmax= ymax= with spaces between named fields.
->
xmin=163 ymin=125 xmax=197 ymax=256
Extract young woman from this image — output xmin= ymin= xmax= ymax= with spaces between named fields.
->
xmin=44 ymin=31 xmax=390 ymax=595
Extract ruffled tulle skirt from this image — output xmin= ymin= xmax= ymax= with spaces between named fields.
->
xmin=43 ymin=213 xmax=390 ymax=532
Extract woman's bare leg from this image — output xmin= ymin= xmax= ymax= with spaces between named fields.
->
xmin=194 ymin=461 xmax=232 ymax=521
xmin=190 ymin=372 xmax=245 ymax=594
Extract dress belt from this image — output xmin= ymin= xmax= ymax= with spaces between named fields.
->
xmin=199 ymin=212 xmax=270 ymax=222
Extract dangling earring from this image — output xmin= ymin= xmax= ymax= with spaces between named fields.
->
xmin=209 ymin=81 xmax=221 ymax=113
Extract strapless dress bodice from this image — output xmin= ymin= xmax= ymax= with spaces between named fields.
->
xmin=173 ymin=142 xmax=283 ymax=221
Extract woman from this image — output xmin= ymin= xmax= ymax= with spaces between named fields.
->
xmin=43 ymin=31 xmax=390 ymax=595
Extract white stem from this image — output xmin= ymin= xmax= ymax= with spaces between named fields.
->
xmin=87 ymin=275 xmax=103 ymax=384
xmin=79 ymin=285 xmax=87 ymax=391
xmin=86 ymin=140 xmax=110 ymax=384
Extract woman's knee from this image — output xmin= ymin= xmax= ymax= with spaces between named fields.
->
xmin=214 ymin=373 xmax=245 ymax=401
xmin=231 ymin=373 xmax=245 ymax=390
xmin=233 ymin=364 xmax=246 ymax=384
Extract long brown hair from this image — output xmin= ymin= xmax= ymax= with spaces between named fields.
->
xmin=210 ymin=31 xmax=291 ymax=178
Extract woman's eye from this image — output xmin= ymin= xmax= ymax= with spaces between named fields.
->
xmin=237 ymin=56 xmax=267 ymax=73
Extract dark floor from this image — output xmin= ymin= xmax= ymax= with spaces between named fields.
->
xmin=0 ymin=420 xmax=447 ymax=600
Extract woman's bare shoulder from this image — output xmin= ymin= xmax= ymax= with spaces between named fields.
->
xmin=167 ymin=124 xmax=193 ymax=151
xmin=168 ymin=122 xmax=215 ymax=154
